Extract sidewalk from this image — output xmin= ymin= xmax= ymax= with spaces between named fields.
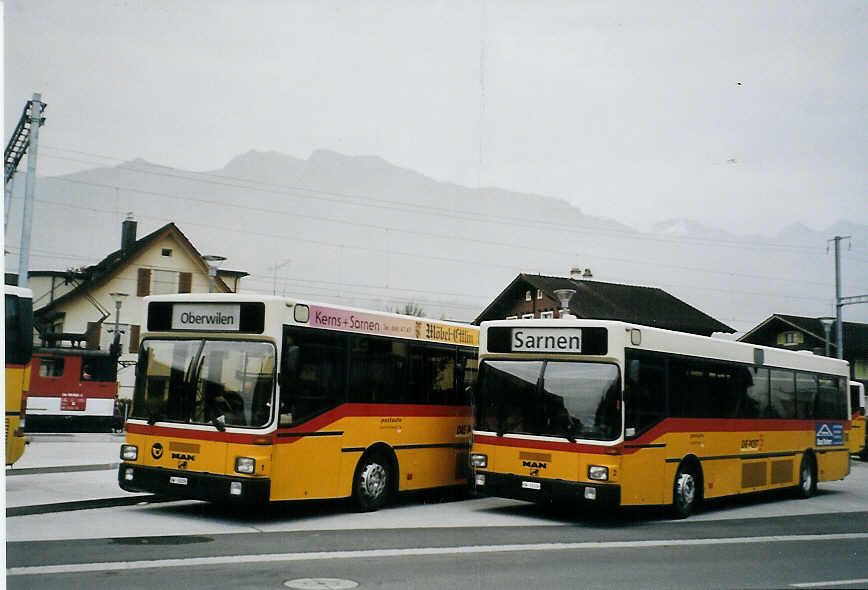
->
xmin=5 ymin=433 xmax=154 ymax=514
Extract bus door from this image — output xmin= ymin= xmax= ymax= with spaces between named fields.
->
xmin=622 ymin=353 xmax=668 ymax=505
xmin=271 ymin=327 xmax=345 ymax=501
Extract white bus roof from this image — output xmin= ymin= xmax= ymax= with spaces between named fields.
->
xmin=480 ymin=318 xmax=849 ymax=375
xmin=4 ymin=285 xmax=33 ymax=299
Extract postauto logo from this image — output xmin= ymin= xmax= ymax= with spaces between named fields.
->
xmin=151 ymin=442 xmax=164 ymax=460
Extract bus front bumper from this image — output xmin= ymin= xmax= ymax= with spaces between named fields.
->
xmin=118 ymin=464 xmax=270 ymax=505
xmin=473 ymin=470 xmax=620 ymax=507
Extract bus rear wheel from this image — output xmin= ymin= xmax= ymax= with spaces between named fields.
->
xmin=795 ymin=454 xmax=817 ymax=499
xmin=671 ymin=464 xmax=699 ymax=519
xmin=352 ymin=452 xmax=392 ymax=512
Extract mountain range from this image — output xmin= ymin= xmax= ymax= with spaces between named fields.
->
xmin=5 ymin=149 xmax=867 ymax=335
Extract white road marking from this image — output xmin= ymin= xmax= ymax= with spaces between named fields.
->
xmin=8 ymin=532 xmax=868 ymax=577
xmin=791 ymin=579 xmax=868 ymax=588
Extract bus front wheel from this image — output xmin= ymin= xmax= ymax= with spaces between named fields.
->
xmin=795 ymin=454 xmax=817 ymax=499
xmin=671 ymin=464 xmax=699 ymax=519
xmin=352 ymin=452 xmax=392 ymax=512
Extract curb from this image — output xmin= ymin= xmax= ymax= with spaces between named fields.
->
xmin=7 ymin=494 xmax=170 ymax=517
xmin=6 ymin=463 xmax=119 ymax=476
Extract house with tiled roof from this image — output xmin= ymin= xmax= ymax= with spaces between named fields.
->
xmin=738 ymin=314 xmax=868 ymax=385
xmin=474 ymin=272 xmax=734 ymax=336
xmin=27 ymin=216 xmax=247 ymax=397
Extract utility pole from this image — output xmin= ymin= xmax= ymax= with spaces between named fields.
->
xmin=828 ymin=235 xmax=868 ymax=360
xmin=831 ymin=236 xmax=846 ymax=359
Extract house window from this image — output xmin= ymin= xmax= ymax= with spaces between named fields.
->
xmin=161 ymin=248 xmax=173 ymax=257
xmin=525 ymin=290 xmax=532 ymax=302
xmin=536 ymin=289 xmax=543 ymax=300
xmin=137 ymin=269 xmax=193 ymax=296
xmin=521 ymin=313 xmax=534 ymax=319
xmin=151 ymin=270 xmax=180 ymax=295
xmin=541 ymin=311 xmax=554 ymax=319
xmin=779 ymin=331 xmax=803 ymax=347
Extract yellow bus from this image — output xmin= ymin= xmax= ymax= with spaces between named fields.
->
xmin=470 ymin=318 xmax=851 ymax=518
xmin=119 ymin=294 xmax=478 ymax=510
xmin=5 ymin=285 xmax=33 ymax=466
xmin=850 ymin=381 xmax=866 ymax=459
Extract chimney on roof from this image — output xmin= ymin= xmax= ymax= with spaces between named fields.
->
xmin=121 ymin=213 xmax=137 ymax=255
xmin=570 ymin=266 xmax=593 ymax=280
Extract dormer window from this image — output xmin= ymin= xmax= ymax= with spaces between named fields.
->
xmin=536 ymin=289 xmax=543 ymax=300
xmin=779 ymin=331 xmax=803 ymax=347
xmin=525 ymin=290 xmax=532 ymax=301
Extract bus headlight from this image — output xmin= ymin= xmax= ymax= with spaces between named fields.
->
xmin=470 ymin=453 xmax=488 ymax=468
xmin=120 ymin=444 xmax=138 ymax=461
xmin=235 ymin=456 xmax=256 ymax=474
xmin=588 ymin=465 xmax=609 ymax=481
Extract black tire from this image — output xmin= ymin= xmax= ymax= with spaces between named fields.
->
xmin=795 ymin=453 xmax=817 ymax=499
xmin=352 ymin=452 xmax=392 ymax=512
xmin=671 ymin=463 xmax=699 ymax=519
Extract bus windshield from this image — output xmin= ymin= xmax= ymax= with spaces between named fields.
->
xmin=132 ymin=339 xmax=276 ymax=429
xmin=475 ymin=360 xmax=621 ymax=441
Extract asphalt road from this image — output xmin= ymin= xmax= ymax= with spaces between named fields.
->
xmin=8 ymin=490 xmax=868 ymax=589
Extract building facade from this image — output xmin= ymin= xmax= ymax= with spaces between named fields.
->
xmin=27 ymin=217 xmax=247 ymax=398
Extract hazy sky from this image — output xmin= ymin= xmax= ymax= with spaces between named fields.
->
xmin=5 ymin=0 xmax=866 ymax=234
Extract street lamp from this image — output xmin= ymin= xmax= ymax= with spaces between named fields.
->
xmin=203 ymin=255 xmax=226 ymax=293
xmin=553 ymin=289 xmax=576 ymax=319
xmin=818 ymin=316 xmax=835 ymax=357
xmin=109 ymin=292 xmax=128 ymax=358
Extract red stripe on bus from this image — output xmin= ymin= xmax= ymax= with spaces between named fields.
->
xmin=472 ymin=434 xmax=611 ymax=455
xmin=126 ymin=403 xmax=472 ymax=444
xmin=475 ymin=417 xmax=849 ymax=455
xmin=125 ymin=423 xmax=260 ymax=444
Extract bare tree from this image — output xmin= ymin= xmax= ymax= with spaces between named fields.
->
xmin=391 ymin=302 xmax=425 ymax=317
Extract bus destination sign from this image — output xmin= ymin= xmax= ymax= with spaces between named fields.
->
xmin=171 ymin=304 xmax=241 ymax=331
xmin=511 ymin=328 xmax=582 ymax=353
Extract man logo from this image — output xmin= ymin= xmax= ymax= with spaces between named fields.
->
xmin=151 ymin=442 xmax=164 ymax=460
xmin=522 ymin=460 xmax=547 ymax=470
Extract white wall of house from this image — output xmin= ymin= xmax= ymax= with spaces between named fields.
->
xmin=28 ymin=274 xmax=79 ymax=312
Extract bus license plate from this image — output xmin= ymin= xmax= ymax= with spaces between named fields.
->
xmin=521 ymin=481 xmax=541 ymax=490
xmin=169 ymin=476 xmax=188 ymax=486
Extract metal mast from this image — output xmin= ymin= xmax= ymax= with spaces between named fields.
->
xmin=4 ymin=93 xmax=47 ymax=287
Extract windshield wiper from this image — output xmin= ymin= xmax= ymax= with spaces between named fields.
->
xmin=147 ymin=412 xmax=163 ymax=426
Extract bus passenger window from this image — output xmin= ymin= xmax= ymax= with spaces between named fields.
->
xmin=769 ymin=369 xmax=795 ymax=419
xmin=737 ymin=367 xmax=770 ymax=418
xmin=795 ymin=372 xmax=817 ymax=419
